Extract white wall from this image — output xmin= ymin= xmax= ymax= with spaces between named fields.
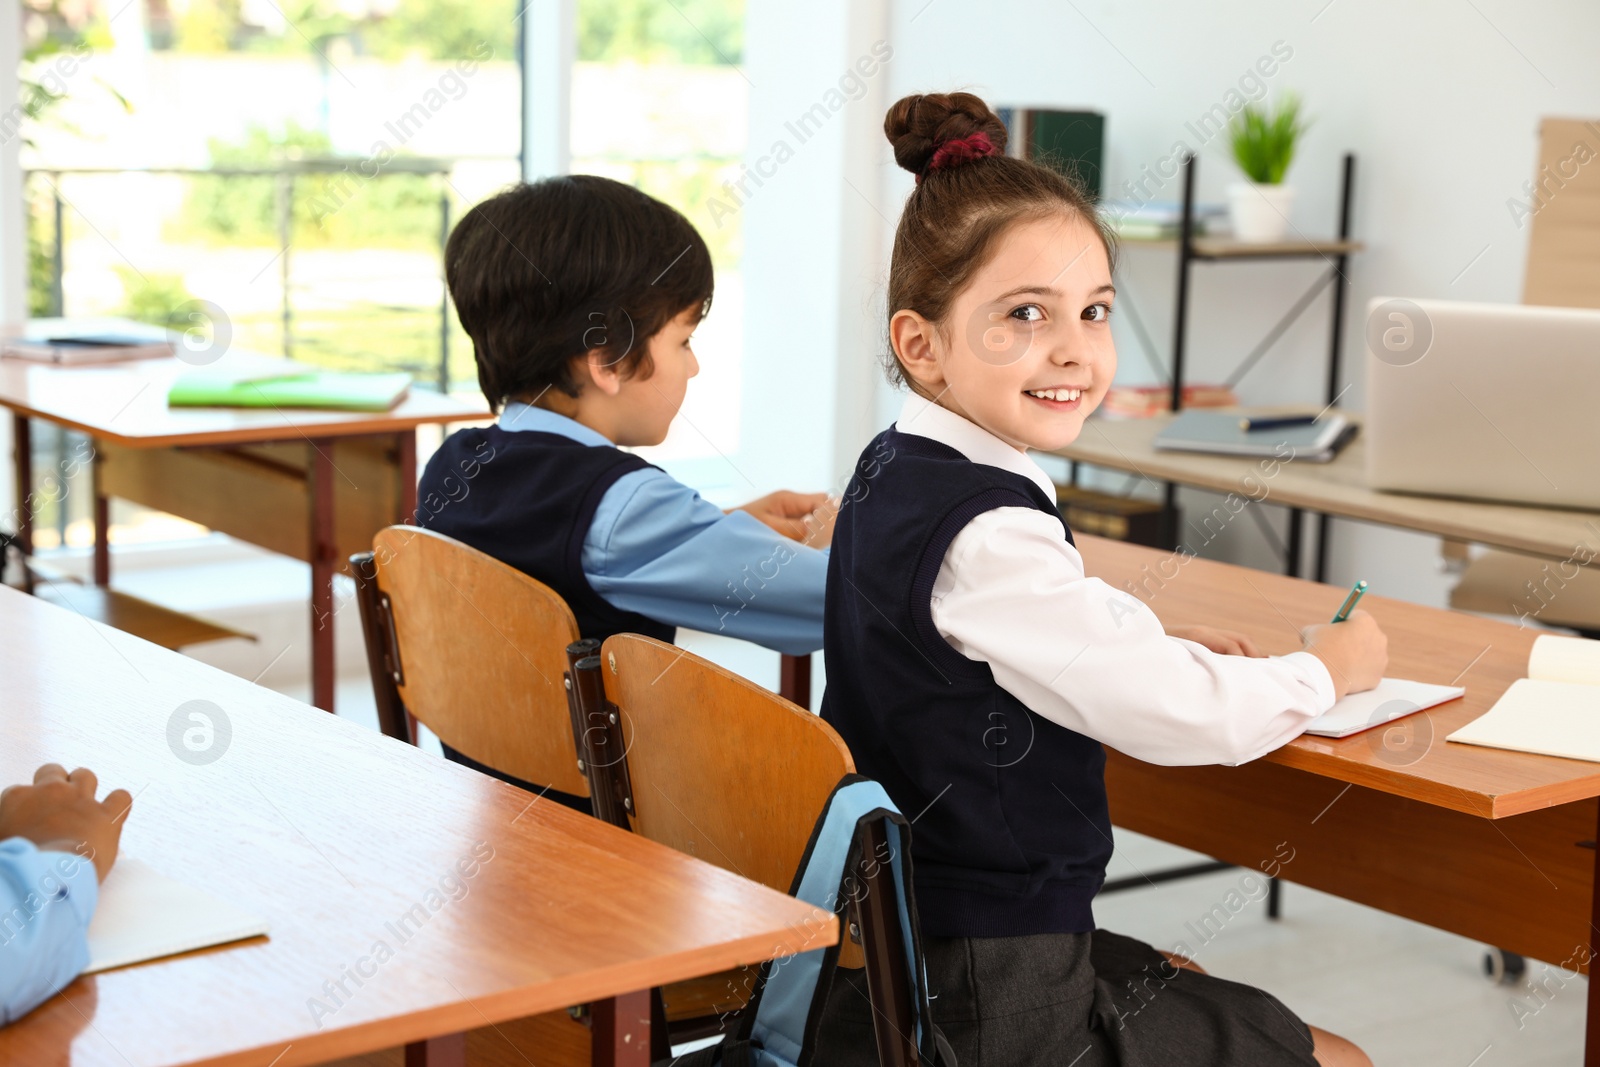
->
xmin=738 ymin=0 xmax=892 ymax=496
xmin=748 ymin=0 xmax=1600 ymax=608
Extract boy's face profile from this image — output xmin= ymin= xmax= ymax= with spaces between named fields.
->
xmin=894 ymin=213 xmax=1117 ymax=454
xmin=578 ymin=304 xmax=702 ymax=447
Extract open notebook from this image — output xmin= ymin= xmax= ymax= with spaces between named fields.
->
xmin=1301 ymin=677 xmax=1466 ymax=739
xmin=84 ymin=857 xmax=270 ymax=974
xmin=1446 ymin=635 xmax=1600 ymax=762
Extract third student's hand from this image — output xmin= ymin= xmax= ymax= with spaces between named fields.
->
xmin=731 ymin=491 xmax=836 ymax=547
xmin=1168 ymin=625 xmax=1264 ymax=659
xmin=0 ymin=764 xmax=133 ymax=883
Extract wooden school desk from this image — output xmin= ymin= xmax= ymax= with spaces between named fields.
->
xmin=1054 ymin=413 xmax=1600 ymax=564
xmin=1078 ymin=534 xmax=1600 ymax=1063
xmin=0 ymin=351 xmax=492 ymax=712
xmin=0 ymin=585 xmax=834 ymax=1067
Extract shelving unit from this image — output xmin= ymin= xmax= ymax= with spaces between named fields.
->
xmin=1105 ymin=151 xmax=1362 ymax=582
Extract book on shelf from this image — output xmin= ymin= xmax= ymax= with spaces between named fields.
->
xmin=1100 ymin=383 xmax=1238 ymax=419
xmin=996 ymin=108 xmax=1104 ymax=198
xmin=1101 ymin=199 xmax=1229 ymax=240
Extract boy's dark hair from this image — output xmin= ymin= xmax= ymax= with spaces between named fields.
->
xmin=445 ymin=175 xmax=714 ymax=412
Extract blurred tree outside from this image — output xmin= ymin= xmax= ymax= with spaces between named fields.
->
xmin=18 ymin=0 xmax=744 ymax=394
xmin=578 ymin=0 xmax=741 ymax=64
xmin=114 ymin=266 xmax=198 ymax=325
xmin=175 ymin=121 xmax=439 ymax=249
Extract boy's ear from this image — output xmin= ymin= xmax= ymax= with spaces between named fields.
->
xmin=580 ymin=348 xmax=625 ymax=397
xmin=890 ymin=309 xmax=943 ymax=391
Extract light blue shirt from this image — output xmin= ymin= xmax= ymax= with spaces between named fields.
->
xmin=0 ymin=838 xmax=99 ymax=1025
xmin=499 ymin=403 xmax=828 ymax=655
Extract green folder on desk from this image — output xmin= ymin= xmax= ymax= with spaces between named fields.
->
xmin=168 ymin=372 xmax=412 ymax=412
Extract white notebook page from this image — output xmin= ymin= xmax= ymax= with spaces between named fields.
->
xmin=84 ymin=857 xmax=270 ymax=974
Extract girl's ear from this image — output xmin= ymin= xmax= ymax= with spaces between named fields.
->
xmin=890 ymin=309 xmax=944 ymax=392
xmin=581 ymin=348 xmax=624 ymax=397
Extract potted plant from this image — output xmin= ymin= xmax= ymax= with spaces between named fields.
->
xmin=1226 ymin=95 xmax=1309 ymax=243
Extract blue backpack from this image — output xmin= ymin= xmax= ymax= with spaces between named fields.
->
xmin=660 ymin=775 xmax=955 ymax=1067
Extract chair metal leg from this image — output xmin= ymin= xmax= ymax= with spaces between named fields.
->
xmin=780 ymin=652 xmax=811 ymax=708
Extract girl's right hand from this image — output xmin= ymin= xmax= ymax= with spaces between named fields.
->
xmin=1301 ymin=610 xmax=1388 ymax=701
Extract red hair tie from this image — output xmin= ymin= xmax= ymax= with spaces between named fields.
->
xmin=920 ymin=130 xmax=1000 ymax=182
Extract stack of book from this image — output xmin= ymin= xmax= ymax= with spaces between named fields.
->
xmin=1101 ymin=200 xmax=1228 ymax=240
xmin=1101 ymin=383 xmax=1237 ymax=419
xmin=3 ymin=319 xmax=175 ymax=365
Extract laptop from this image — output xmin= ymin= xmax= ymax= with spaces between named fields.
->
xmin=1365 ymin=297 xmax=1600 ymax=509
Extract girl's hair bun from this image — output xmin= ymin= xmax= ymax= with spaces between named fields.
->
xmin=884 ymin=92 xmax=1009 ymax=177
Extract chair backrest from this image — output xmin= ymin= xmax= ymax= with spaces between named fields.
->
xmin=593 ymin=633 xmax=854 ymax=893
xmin=1523 ymin=116 xmax=1600 ymax=309
xmin=353 ymin=525 xmax=588 ymax=797
xmin=579 ymin=634 xmax=923 ymax=1064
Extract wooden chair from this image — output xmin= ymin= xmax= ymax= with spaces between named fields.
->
xmin=350 ymin=528 xmax=622 ymax=1066
xmin=350 ymin=527 xmax=783 ymax=1062
xmin=571 ymin=633 xmax=923 ymax=1067
xmin=349 ymin=526 xmax=594 ymax=802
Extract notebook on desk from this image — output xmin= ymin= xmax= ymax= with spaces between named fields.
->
xmin=1301 ymin=677 xmax=1466 ymax=738
xmin=167 ymin=371 xmax=412 ymax=412
xmin=84 ymin=856 xmax=269 ymax=973
xmin=1446 ymin=635 xmax=1600 ymax=762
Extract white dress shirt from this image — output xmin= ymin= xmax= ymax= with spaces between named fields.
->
xmin=896 ymin=392 xmax=1336 ymax=767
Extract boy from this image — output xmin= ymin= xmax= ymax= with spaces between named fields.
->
xmin=417 ymin=176 xmax=833 ymax=802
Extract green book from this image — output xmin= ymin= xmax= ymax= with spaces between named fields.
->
xmin=168 ymin=372 xmax=413 ymax=411
xmin=998 ymin=108 xmax=1104 ymax=199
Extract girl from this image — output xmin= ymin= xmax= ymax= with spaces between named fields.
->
xmin=817 ymin=93 xmax=1386 ymax=1066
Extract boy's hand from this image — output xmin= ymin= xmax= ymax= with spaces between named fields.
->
xmin=0 ymin=764 xmax=133 ymax=883
xmin=731 ymin=491 xmax=837 ymax=547
xmin=1301 ymin=609 xmax=1388 ymax=701
xmin=1169 ymin=625 xmax=1264 ymax=658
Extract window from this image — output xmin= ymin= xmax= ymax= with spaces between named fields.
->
xmin=571 ymin=0 xmax=747 ymax=486
xmin=19 ymin=0 xmax=522 ymax=546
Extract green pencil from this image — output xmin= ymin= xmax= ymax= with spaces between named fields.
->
xmin=1331 ymin=580 xmax=1368 ymax=623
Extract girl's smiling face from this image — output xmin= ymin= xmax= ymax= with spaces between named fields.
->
xmin=890 ymin=212 xmax=1116 ymax=453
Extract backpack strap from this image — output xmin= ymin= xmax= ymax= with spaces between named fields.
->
xmin=750 ymin=775 xmax=946 ymax=1066
xmin=658 ymin=775 xmax=951 ymax=1067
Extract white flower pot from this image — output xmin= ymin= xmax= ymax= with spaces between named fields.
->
xmin=1227 ymin=182 xmax=1296 ymax=243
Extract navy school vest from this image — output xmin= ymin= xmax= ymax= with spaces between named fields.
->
xmin=820 ymin=427 xmax=1113 ymax=938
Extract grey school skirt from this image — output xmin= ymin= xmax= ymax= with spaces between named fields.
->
xmin=811 ymin=928 xmax=1319 ymax=1066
